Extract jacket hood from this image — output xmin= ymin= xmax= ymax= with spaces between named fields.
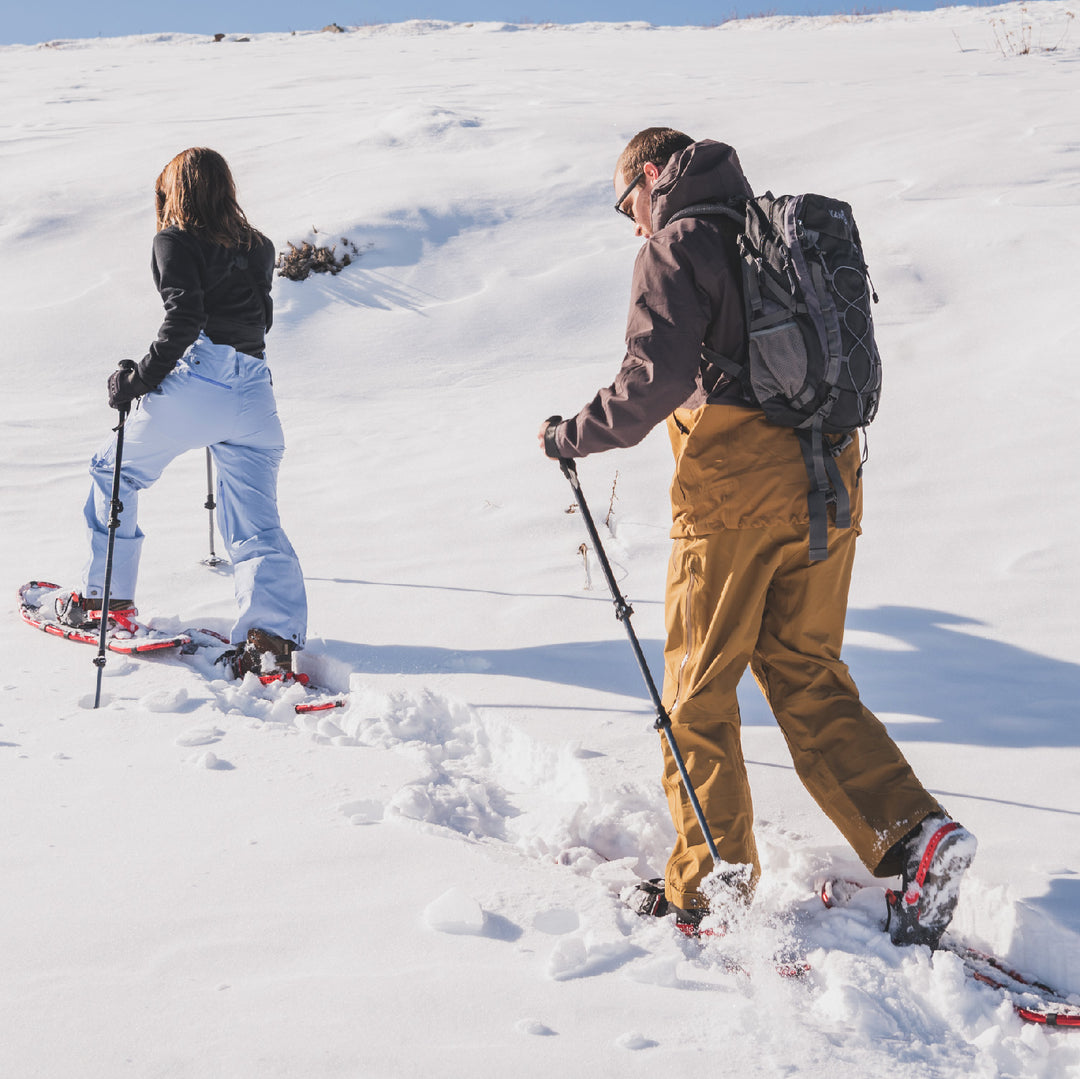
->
xmin=650 ymin=140 xmax=753 ymax=232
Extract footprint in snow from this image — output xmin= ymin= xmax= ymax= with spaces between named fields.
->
xmin=515 ymin=1018 xmax=557 ymax=1037
xmin=533 ymin=908 xmax=580 ymax=935
xmin=175 ymin=726 xmax=225 ymax=747
xmin=191 ymin=751 xmax=234 ymax=770
xmin=340 ymin=798 xmax=384 ymax=825
xmin=547 ymin=933 xmax=645 ymax=981
xmin=142 ymin=687 xmax=189 ymax=712
xmin=616 ymin=1032 xmax=659 ymax=1051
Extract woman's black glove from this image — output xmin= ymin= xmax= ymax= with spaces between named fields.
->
xmin=107 ymin=360 xmax=154 ymax=410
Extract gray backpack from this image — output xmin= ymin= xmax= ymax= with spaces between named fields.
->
xmin=672 ymin=193 xmax=882 ymax=561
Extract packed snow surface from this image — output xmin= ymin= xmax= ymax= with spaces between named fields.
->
xmin=2 ymin=4 xmax=1079 ymax=1076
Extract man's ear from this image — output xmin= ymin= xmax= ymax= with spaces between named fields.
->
xmin=643 ymin=161 xmax=661 ymax=183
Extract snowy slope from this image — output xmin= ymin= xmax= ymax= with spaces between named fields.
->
xmin=2 ymin=5 xmax=1079 ymax=1076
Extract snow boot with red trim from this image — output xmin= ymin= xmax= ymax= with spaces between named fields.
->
xmin=216 ymin=627 xmax=308 ymax=686
xmin=622 ymin=878 xmax=713 ymax=938
xmin=887 ymin=814 xmax=977 ymax=948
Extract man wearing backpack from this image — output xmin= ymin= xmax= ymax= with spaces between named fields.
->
xmin=539 ymin=128 xmax=975 ymax=947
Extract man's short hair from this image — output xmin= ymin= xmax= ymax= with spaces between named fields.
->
xmin=616 ymin=128 xmax=695 ymax=183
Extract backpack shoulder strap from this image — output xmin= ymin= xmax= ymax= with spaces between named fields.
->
xmin=666 ymin=200 xmax=749 ymax=380
xmin=666 ymin=200 xmax=747 ymax=228
xmin=700 ymin=343 xmax=744 ymax=380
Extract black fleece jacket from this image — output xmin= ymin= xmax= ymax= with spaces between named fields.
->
xmin=138 ymin=226 xmax=275 ymax=390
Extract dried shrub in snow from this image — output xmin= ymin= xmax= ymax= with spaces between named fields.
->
xmin=275 ymin=234 xmax=365 ymax=281
xmin=990 ymin=7 xmax=1075 ymax=56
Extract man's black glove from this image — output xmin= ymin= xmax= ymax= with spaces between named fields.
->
xmin=107 ymin=360 xmax=153 ymax=410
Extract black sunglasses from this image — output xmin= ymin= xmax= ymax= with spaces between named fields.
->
xmin=614 ymin=172 xmax=645 ymax=219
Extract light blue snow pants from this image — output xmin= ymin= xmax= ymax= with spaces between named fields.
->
xmin=82 ymin=334 xmax=307 ymax=648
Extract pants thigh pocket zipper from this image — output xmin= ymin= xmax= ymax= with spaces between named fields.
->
xmin=670 ymin=567 xmax=696 ymax=714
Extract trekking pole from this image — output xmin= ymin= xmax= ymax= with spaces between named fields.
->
xmin=550 ymin=434 xmax=722 ymax=869
xmin=201 ymin=448 xmax=226 ymax=567
xmin=93 ymin=394 xmax=131 ymax=709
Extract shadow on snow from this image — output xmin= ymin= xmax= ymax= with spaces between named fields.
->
xmin=319 ymin=603 xmax=1080 ymax=751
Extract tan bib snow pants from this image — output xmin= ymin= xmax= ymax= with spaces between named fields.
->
xmin=661 ymin=404 xmax=940 ymax=911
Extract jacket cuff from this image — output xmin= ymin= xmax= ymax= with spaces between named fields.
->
xmin=137 ymin=352 xmax=172 ymax=393
xmin=544 ymin=420 xmax=564 ymax=459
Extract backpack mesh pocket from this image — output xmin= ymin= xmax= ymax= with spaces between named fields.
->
xmin=749 ymin=321 xmax=813 ymax=408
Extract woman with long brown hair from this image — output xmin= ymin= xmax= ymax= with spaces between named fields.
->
xmin=56 ymin=147 xmax=307 ymax=679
